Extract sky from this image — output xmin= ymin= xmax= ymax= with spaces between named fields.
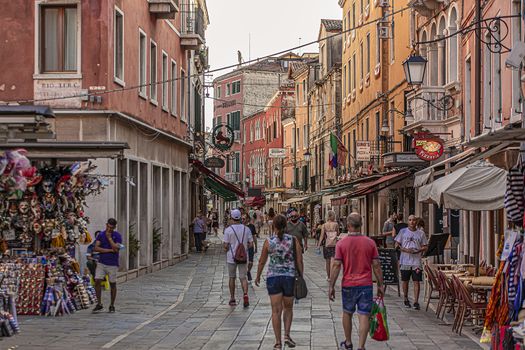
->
xmin=204 ymin=0 xmax=342 ymax=128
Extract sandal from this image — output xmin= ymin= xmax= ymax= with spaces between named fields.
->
xmin=228 ymin=299 xmax=236 ymax=306
xmin=273 ymin=343 xmax=282 ymax=350
xmin=284 ymin=335 xmax=296 ymax=348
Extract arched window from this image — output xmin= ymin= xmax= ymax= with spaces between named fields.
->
xmin=438 ymin=16 xmax=447 ymax=85
xmin=448 ymin=8 xmax=458 ymax=82
xmin=420 ymin=30 xmax=428 ymax=85
xmin=430 ymin=23 xmax=438 ymax=86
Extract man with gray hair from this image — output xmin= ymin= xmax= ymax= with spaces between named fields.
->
xmin=329 ymin=212 xmax=384 ymax=350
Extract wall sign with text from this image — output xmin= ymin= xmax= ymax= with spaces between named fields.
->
xmin=413 ymin=133 xmax=444 ymax=161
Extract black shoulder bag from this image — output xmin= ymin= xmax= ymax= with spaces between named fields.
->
xmin=292 ymin=236 xmax=308 ymax=300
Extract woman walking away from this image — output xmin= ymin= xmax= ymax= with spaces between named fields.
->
xmin=267 ymin=208 xmax=276 ymax=236
xmin=318 ymin=211 xmax=339 ymax=281
xmin=256 ymin=215 xmax=303 ymax=350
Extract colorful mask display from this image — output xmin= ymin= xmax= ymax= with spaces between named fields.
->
xmin=0 ymin=150 xmax=106 ymax=250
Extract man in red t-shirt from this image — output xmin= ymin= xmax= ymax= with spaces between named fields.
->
xmin=329 ymin=212 xmax=384 ymax=350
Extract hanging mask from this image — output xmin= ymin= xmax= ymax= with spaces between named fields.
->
xmin=18 ymin=201 xmax=29 ymax=214
xmin=42 ymin=180 xmax=54 ymax=193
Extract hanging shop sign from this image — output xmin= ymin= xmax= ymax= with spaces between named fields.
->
xmin=269 ymin=148 xmax=286 ymax=159
xmin=204 ymin=157 xmax=225 ymax=168
xmin=356 ymin=141 xmax=371 ymax=162
xmin=212 ymin=123 xmax=234 ymax=151
xmin=413 ymin=133 xmax=444 ymax=161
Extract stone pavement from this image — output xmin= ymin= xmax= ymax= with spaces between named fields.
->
xmin=1 ymin=238 xmax=483 ymax=350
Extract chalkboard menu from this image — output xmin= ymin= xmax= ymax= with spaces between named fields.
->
xmin=378 ymin=248 xmax=399 ymax=285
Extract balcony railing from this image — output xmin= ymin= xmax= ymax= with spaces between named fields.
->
xmin=407 ymin=86 xmax=449 ymax=124
xmin=181 ymin=8 xmax=205 ymax=40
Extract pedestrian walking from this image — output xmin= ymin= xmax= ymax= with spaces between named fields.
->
xmin=244 ymin=214 xmax=258 ymax=282
xmin=192 ymin=211 xmax=207 ymax=252
xmin=329 ymin=212 xmax=384 ymax=350
xmin=393 ymin=212 xmax=408 ymax=237
xmin=255 ymin=214 xmax=303 ymax=350
xmin=382 ymin=212 xmax=397 ymax=247
xmin=223 ymin=209 xmax=253 ymax=307
xmin=255 ymin=208 xmax=264 ymax=236
xmin=211 ymin=210 xmax=219 ymax=236
xmin=92 ymin=218 xmax=123 ymax=314
xmin=318 ymin=210 xmax=339 ymax=281
xmin=86 ymin=230 xmax=100 ymax=278
xmin=314 ymin=220 xmax=324 ymax=247
xmin=267 ymin=207 xmax=276 ymax=234
xmin=286 ymin=208 xmax=309 ymax=252
xmin=395 ymin=214 xmax=428 ymax=310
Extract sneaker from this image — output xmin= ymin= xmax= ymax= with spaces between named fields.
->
xmin=247 ymin=271 xmax=252 ymax=281
xmin=243 ymin=293 xmax=249 ymax=308
xmin=413 ymin=302 xmax=420 ymax=310
xmin=92 ymin=304 xmax=104 ymax=313
xmin=108 ymin=305 xmax=115 ymax=313
xmin=340 ymin=340 xmax=353 ymax=349
xmin=404 ymin=299 xmax=411 ymax=308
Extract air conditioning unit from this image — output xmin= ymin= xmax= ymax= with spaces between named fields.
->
xmin=234 ymin=130 xmax=240 ymax=141
xmin=379 ymin=0 xmax=390 ymax=7
xmin=378 ymin=25 xmax=389 ymax=39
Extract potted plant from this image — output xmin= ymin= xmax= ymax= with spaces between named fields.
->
xmin=152 ymin=219 xmax=162 ymax=262
xmin=128 ymin=222 xmax=140 ymax=269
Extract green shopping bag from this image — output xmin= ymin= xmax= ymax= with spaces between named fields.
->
xmin=369 ymin=297 xmax=390 ymax=341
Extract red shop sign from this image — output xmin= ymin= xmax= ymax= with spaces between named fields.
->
xmin=413 ymin=133 xmax=444 ymax=161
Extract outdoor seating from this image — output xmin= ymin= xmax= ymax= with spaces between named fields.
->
xmin=424 ymin=264 xmax=441 ymax=312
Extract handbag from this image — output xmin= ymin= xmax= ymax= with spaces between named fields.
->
xmin=292 ymin=236 xmax=308 ymax=300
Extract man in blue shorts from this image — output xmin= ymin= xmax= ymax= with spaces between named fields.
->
xmin=329 ymin=212 xmax=384 ymax=350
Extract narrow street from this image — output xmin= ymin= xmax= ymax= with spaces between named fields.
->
xmin=3 ymin=238 xmax=482 ymax=350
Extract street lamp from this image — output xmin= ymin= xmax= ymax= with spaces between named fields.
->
xmin=403 ymin=54 xmax=427 ymax=86
xmin=303 ymin=150 xmax=312 ymax=162
xmin=381 ymin=119 xmax=390 ymax=133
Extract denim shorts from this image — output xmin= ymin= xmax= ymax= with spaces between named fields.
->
xmin=342 ymin=285 xmax=373 ymax=315
xmin=266 ymin=276 xmax=295 ymax=297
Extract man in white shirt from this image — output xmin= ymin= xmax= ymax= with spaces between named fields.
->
xmin=223 ymin=209 xmax=253 ymax=307
xmin=395 ymin=214 xmax=428 ymax=310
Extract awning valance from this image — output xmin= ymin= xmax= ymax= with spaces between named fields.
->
xmin=331 ymin=196 xmax=347 ymax=206
xmin=347 ymin=171 xmax=412 ymax=198
xmin=417 ymin=162 xmax=507 ymax=210
xmin=280 ymin=195 xmax=310 ymax=205
xmin=0 ymin=141 xmax=129 ymax=160
xmin=191 ymin=159 xmax=244 ymax=201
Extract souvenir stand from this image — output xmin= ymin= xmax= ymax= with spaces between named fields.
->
xmin=0 ymin=150 xmax=104 ymax=337
xmin=481 ymin=159 xmax=525 ymax=349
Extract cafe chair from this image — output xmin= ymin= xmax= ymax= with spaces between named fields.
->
xmin=453 ymin=275 xmax=487 ymax=335
xmin=423 ymin=264 xmax=441 ymax=312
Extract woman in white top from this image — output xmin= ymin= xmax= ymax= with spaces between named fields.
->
xmin=317 ymin=210 xmax=339 ymax=281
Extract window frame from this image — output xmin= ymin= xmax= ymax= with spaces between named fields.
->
xmin=138 ymin=29 xmax=147 ymax=98
xmin=170 ymin=59 xmax=178 ymax=117
xmin=38 ymin=3 xmax=80 ymax=76
xmin=114 ymin=6 xmax=125 ymax=86
xmin=161 ymin=51 xmax=169 ymax=111
xmin=180 ymin=68 xmax=187 ymax=122
xmin=149 ymin=39 xmax=158 ymax=105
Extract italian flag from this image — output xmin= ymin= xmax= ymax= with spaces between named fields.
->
xmin=329 ymin=133 xmax=348 ymax=169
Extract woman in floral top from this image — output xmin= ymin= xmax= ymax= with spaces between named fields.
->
xmin=256 ymin=214 xmax=303 ymax=350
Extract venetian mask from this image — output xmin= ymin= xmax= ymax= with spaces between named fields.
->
xmin=42 ymin=180 xmax=54 ymax=193
xmin=8 ymin=202 xmax=17 ymax=216
xmin=32 ymin=221 xmax=42 ymax=234
xmin=18 ymin=201 xmax=29 ymax=214
xmin=32 ymin=206 xmax=42 ymax=220
xmin=56 ymin=181 xmax=65 ymax=194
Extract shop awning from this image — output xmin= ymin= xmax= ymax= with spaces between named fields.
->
xmin=0 ymin=141 xmax=129 ymax=160
xmin=280 ymin=195 xmax=310 ymax=205
xmin=418 ymin=162 xmax=507 ymax=210
xmin=191 ymin=159 xmax=245 ymax=202
xmin=468 ymin=124 xmax=525 ymax=147
xmin=347 ymin=171 xmax=412 ymax=198
xmin=414 ymin=148 xmax=477 ymax=187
